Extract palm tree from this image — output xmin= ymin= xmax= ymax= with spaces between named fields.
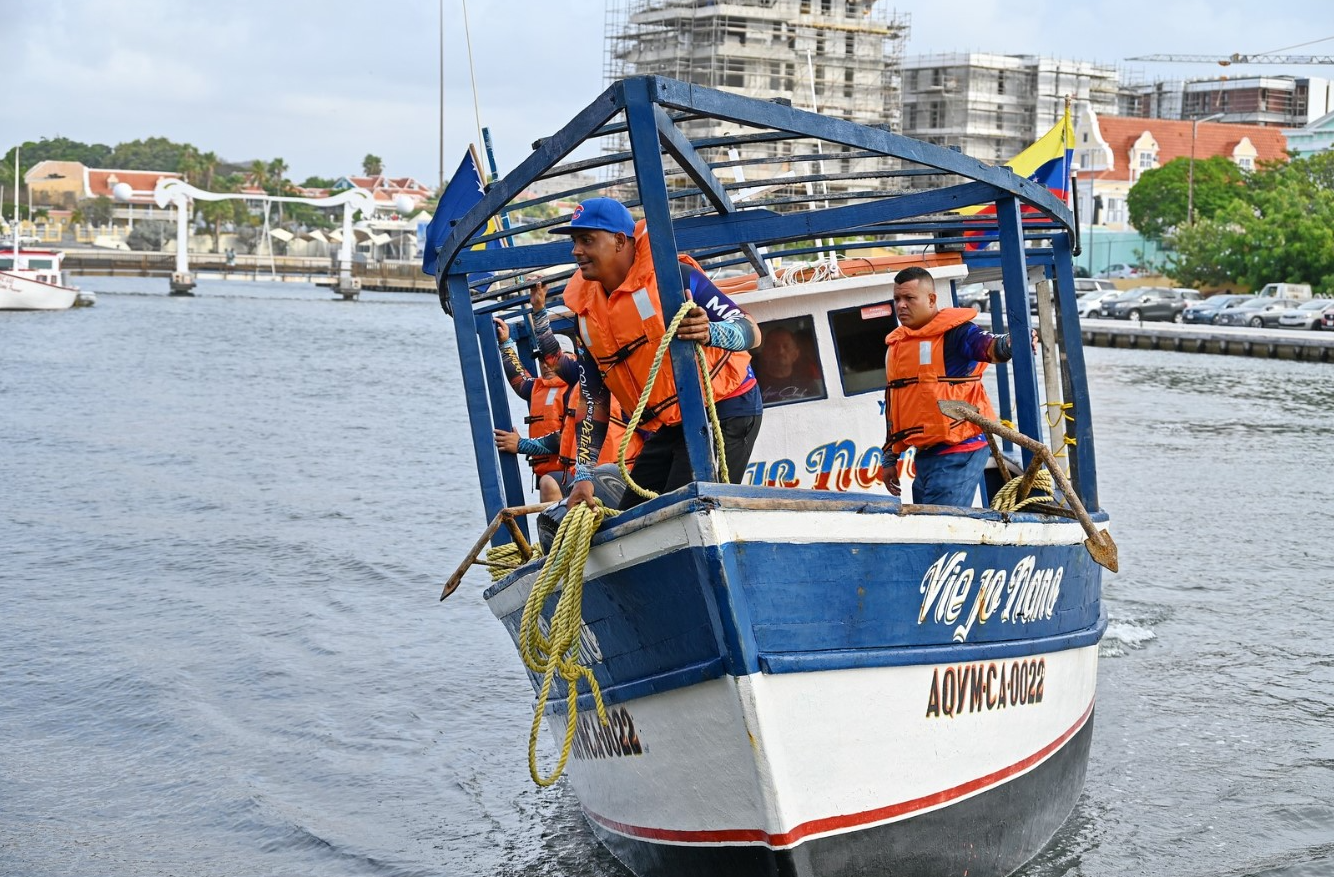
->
xmin=200 ymin=152 xmax=219 ymax=191
xmin=248 ymin=160 xmax=270 ymax=230
xmin=178 ymin=147 xmax=202 ymax=185
xmin=267 ymin=157 xmax=289 ymax=223
xmin=362 ymin=154 xmax=383 ymax=176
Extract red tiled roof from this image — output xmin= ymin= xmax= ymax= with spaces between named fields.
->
xmin=86 ymin=168 xmax=182 ymax=203
xmin=345 ymin=174 xmax=431 ymax=196
xmin=1095 ymin=117 xmax=1288 ymax=182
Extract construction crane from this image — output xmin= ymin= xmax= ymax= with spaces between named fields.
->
xmin=1127 ymin=52 xmax=1334 ymax=65
xmin=1127 ymin=35 xmax=1334 ymax=66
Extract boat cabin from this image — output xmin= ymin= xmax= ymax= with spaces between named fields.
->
xmin=0 ymin=249 xmax=68 ymax=287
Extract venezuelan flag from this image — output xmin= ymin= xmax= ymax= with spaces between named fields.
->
xmin=957 ymin=105 xmax=1074 ymax=246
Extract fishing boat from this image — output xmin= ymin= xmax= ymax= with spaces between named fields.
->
xmin=435 ymin=76 xmax=1115 ymax=877
xmin=0 ymin=247 xmax=93 ymax=310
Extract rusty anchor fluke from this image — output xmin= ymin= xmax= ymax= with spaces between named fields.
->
xmin=937 ymin=400 xmax=1119 ymax=572
xmin=440 ymin=502 xmax=554 ymax=601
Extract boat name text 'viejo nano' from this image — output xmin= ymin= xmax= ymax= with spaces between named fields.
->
xmin=919 ymin=552 xmax=1064 ymax=642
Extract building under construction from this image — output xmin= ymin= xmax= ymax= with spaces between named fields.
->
xmin=603 ymin=0 xmax=909 ymax=201
xmin=899 ymin=53 xmax=1121 ymax=164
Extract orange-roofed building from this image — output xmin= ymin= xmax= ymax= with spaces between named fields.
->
xmin=1071 ymin=106 xmax=1288 ymax=232
xmin=25 ymin=161 xmax=182 ymax=210
xmin=334 ymin=174 xmax=433 ymax=214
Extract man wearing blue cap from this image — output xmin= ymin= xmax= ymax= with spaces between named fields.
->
xmin=543 ymin=197 xmax=763 ymax=510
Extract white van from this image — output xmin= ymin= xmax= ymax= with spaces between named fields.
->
xmin=1255 ymin=282 xmax=1312 ymax=300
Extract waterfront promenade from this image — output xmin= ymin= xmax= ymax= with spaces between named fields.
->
xmin=60 ymin=248 xmax=434 ymax=292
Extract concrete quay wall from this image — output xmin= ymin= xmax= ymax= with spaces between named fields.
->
xmin=1080 ymin=319 xmax=1334 ymax=363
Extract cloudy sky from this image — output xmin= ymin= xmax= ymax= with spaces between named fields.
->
xmin=14 ymin=0 xmax=1333 ymax=185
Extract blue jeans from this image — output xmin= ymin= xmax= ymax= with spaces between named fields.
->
xmin=912 ymin=447 xmax=988 ymax=507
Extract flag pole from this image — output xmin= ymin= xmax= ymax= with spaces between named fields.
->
xmin=1066 ymin=95 xmax=1081 ymax=256
xmin=461 ymin=0 xmax=486 ymax=162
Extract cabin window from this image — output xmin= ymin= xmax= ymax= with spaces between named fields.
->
xmin=829 ymin=300 xmax=896 ymax=396
xmin=28 ymin=259 xmax=54 ymax=270
xmin=754 ymin=315 xmax=827 ymax=407
xmin=0 ymin=259 xmax=12 ymax=270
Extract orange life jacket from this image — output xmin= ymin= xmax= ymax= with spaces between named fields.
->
xmin=562 ymin=221 xmax=751 ymax=433
xmin=525 ymin=375 xmax=571 ymax=477
xmin=884 ymin=307 xmax=996 ymax=454
xmin=598 ymin=397 xmax=643 ymax=468
xmin=557 ymin=386 xmax=584 ymax=472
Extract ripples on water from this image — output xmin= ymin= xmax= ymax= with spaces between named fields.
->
xmin=2 ymin=280 xmax=1330 ymax=876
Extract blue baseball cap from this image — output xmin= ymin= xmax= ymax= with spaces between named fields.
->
xmin=549 ymin=198 xmax=636 ymax=237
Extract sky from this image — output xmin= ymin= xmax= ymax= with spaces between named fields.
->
xmin=12 ymin=0 xmax=1334 ymax=187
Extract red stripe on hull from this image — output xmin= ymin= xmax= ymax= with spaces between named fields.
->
xmin=584 ymin=698 xmax=1095 ymax=849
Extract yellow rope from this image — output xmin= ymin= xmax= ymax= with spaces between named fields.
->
xmin=511 ymin=301 xmax=730 ymax=786
xmin=516 ymin=501 xmax=615 ymax=787
xmin=484 ymin=542 xmax=541 ymax=581
xmin=1043 ymin=401 xmax=1075 ymax=428
xmin=617 ymin=301 xmax=729 ymax=499
xmin=991 ymin=468 xmax=1057 ymax=512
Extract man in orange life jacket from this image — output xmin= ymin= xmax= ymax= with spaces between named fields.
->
xmin=549 ymin=198 xmax=763 ymax=511
xmin=881 ymin=265 xmax=1015 ymax=507
xmin=491 ymin=315 xmax=582 ymax=502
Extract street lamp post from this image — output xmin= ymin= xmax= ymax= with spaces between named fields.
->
xmin=1188 ymin=112 xmax=1225 ymax=225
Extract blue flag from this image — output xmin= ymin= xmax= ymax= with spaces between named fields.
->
xmin=422 ymin=145 xmax=491 ymax=277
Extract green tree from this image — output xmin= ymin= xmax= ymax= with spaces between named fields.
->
xmin=199 ymin=151 xmax=220 ymax=190
xmin=300 ymin=175 xmax=337 ymax=189
xmin=2 ymin=137 xmax=114 ymax=174
xmin=109 ymin=137 xmax=197 ymax=171
xmin=79 ymin=196 xmax=115 ymax=226
xmin=127 ymin=220 xmax=172 ymax=251
xmin=362 ymin=154 xmax=383 ymax=176
xmin=248 ymin=159 xmax=269 ymax=192
xmin=1162 ymin=153 xmax=1334 ymax=291
xmin=1127 ymin=156 xmax=1245 ymax=241
xmin=199 ymin=173 xmax=247 ymax=252
xmin=267 ymin=157 xmax=291 ymax=223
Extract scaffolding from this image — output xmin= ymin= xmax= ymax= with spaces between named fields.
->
xmin=900 ymin=53 xmax=1121 ymax=165
xmin=603 ymin=0 xmax=909 ymax=202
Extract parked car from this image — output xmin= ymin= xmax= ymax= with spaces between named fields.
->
xmin=1276 ymin=298 xmax=1334 ymax=330
xmin=1077 ymin=289 xmax=1123 ymax=318
xmin=1255 ymin=282 xmax=1312 ymax=301
xmin=1324 ymin=308 xmax=1334 ymax=331
xmin=1215 ymin=297 xmax=1302 ymax=328
xmin=1181 ymin=294 xmax=1254 ymax=324
xmin=1074 ymin=278 xmax=1117 ymax=295
xmin=955 ymin=282 xmax=992 ymax=312
xmin=1095 ymin=262 xmax=1142 ymax=279
xmin=1101 ymin=287 xmax=1191 ymax=322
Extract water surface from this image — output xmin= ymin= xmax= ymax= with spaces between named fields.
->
xmin=2 ymin=278 xmax=1330 ymax=876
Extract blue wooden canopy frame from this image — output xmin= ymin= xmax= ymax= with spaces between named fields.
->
xmin=435 ymin=76 xmax=1100 ymax=537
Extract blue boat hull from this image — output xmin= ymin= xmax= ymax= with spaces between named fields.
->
xmin=484 ymin=485 xmax=1106 ymax=877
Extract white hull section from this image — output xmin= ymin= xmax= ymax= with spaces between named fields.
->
xmin=0 ymin=271 xmax=79 ymax=310
xmin=553 ymin=645 xmax=1098 ymax=848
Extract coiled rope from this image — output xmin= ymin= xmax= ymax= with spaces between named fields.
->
xmin=990 ymin=468 xmax=1056 ymax=512
xmin=517 ymin=500 xmax=615 ymax=786
xmin=515 ymin=300 xmax=730 ymax=786
xmin=484 ymin=542 xmax=541 ymax=581
xmin=616 ymin=301 xmax=729 ymax=499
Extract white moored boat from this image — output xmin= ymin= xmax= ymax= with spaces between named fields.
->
xmin=0 ymin=247 xmax=91 ymax=310
xmin=435 ymin=76 xmax=1116 ymax=877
